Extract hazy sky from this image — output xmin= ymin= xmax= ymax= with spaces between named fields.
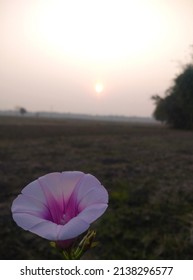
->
xmin=1 ymin=0 xmax=193 ymax=117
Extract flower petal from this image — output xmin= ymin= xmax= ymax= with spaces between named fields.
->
xmin=12 ymin=212 xmax=61 ymax=240
xmin=29 ymin=220 xmax=62 ymax=240
xmin=11 ymin=194 xmax=47 ymax=217
xmin=73 ymin=174 xmax=108 ymax=205
xmin=38 ymin=171 xmax=84 ymax=204
xmin=57 ymin=216 xmax=89 ymax=240
xmin=21 ymin=179 xmax=47 ymax=205
xmin=78 ymin=186 xmax=108 ymax=211
xmin=77 ymin=203 xmax=108 ymax=223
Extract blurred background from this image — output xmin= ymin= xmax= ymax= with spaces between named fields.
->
xmin=1 ymin=0 xmax=193 ymax=259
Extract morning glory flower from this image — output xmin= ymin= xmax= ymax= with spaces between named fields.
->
xmin=11 ymin=171 xmax=108 ymax=248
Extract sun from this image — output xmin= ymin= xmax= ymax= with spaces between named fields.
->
xmin=95 ymin=82 xmax=104 ymax=94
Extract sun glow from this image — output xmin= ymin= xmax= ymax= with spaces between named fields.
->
xmin=95 ymin=82 xmax=104 ymax=95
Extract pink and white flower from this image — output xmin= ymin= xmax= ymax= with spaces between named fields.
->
xmin=11 ymin=171 xmax=108 ymax=246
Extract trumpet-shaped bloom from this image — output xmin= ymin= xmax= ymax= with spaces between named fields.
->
xmin=11 ymin=171 xmax=108 ymax=244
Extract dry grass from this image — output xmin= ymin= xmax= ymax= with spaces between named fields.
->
xmin=1 ymin=115 xmax=193 ymax=259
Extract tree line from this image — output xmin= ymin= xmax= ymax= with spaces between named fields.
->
xmin=152 ymin=63 xmax=193 ymax=129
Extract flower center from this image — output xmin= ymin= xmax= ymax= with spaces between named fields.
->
xmin=60 ymin=214 xmax=67 ymax=225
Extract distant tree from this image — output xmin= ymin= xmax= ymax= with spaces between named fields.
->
xmin=152 ymin=64 xmax=193 ymax=129
xmin=19 ymin=107 xmax=27 ymax=115
xmin=151 ymin=95 xmax=167 ymax=122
